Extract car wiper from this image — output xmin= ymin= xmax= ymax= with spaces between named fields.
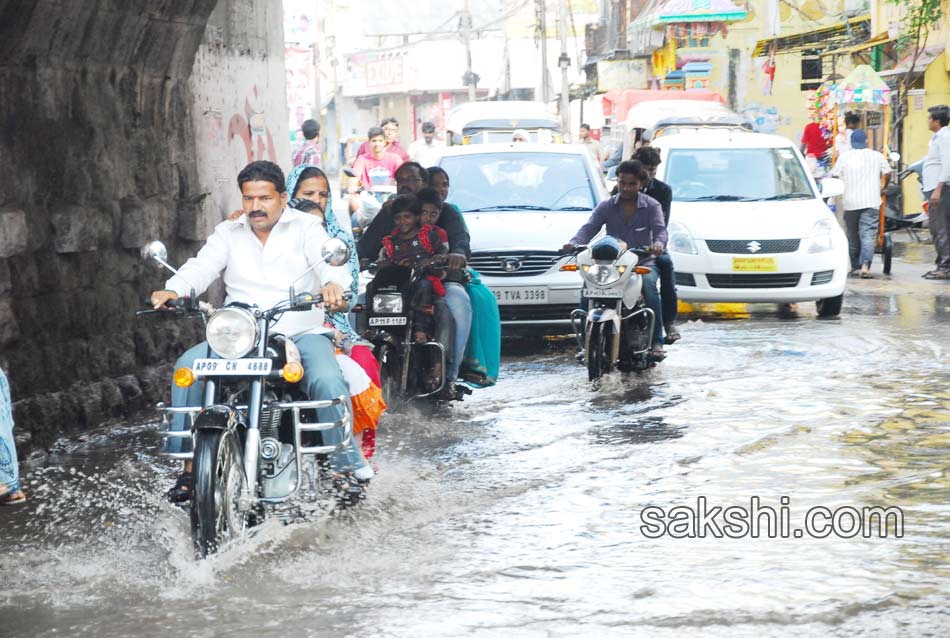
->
xmin=552 ymin=206 xmax=592 ymax=211
xmin=463 ymin=205 xmax=550 ymax=212
xmin=682 ymin=195 xmax=753 ymax=202
xmin=758 ymin=192 xmax=813 ymax=201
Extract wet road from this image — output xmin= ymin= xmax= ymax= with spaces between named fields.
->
xmin=2 ymin=247 xmax=950 ymax=638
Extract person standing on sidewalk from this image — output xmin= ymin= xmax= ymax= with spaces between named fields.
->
xmin=831 ymin=129 xmax=892 ymax=278
xmin=922 ymin=105 xmax=950 ymax=280
xmin=0 ymin=368 xmax=26 ymax=505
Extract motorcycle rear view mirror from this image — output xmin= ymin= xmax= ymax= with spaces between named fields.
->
xmin=342 ymin=167 xmax=356 ymax=178
xmin=288 ymin=237 xmax=351 ymax=291
xmin=889 ymin=152 xmax=901 ymax=163
xmin=140 ymin=239 xmax=198 ymax=298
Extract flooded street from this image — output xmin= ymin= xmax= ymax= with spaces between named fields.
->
xmin=2 ymin=255 xmax=950 ymax=638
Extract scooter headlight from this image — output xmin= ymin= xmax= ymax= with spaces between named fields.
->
xmin=372 ymin=293 xmax=404 ymax=314
xmin=206 ymin=307 xmax=259 ymax=359
xmin=807 ymin=219 xmax=835 ymax=253
xmin=583 ymin=264 xmax=623 ymax=286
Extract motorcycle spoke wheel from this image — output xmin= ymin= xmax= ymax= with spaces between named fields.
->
xmin=191 ymin=430 xmax=247 ymax=558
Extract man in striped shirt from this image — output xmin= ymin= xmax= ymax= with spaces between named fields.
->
xmin=831 ymin=129 xmax=892 ymax=278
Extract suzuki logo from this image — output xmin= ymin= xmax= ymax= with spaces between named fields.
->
xmin=747 ymin=241 xmax=762 ymax=253
xmin=501 ymin=258 xmax=523 ymax=272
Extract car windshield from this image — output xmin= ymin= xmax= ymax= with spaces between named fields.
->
xmin=665 ymin=147 xmax=815 ymax=202
xmin=440 ymin=152 xmax=598 ymax=212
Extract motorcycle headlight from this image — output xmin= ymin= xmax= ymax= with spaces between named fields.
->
xmin=372 ymin=292 xmax=404 ymax=314
xmin=668 ymin=221 xmax=698 ymax=255
xmin=206 ymin=307 xmax=259 ymax=359
xmin=583 ymin=264 xmax=622 ymax=286
xmin=807 ymin=219 xmax=834 ymax=253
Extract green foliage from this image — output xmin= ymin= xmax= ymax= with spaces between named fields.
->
xmin=885 ymin=0 xmax=943 ymax=52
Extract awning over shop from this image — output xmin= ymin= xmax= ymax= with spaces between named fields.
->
xmin=820 ymin=31 xmax=894 ymax=57
xmin=879 ymin=46 xmax=945 ymax=78
xmin=656 ymin=0 xmax=747 ymax=23
xmin=752 ymin=15 xmax=871 ymax=58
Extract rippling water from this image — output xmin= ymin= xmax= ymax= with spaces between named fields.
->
xmin=2 ymin=282 xmax=950 ymax=638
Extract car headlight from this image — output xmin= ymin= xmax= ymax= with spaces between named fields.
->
xmin=206 ymin=307 xmax=259 ymax=359
xmin=668 ymin=221 xmax=698 ymax=255
xmin=807 ymin=219 xmax=834 ymax=253
xmin=372 ymin=292 xmax=404 ymax=314
xmin=583 ymin=264 xmax=623 ymax=286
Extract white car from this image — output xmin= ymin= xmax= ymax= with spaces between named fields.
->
xmin=651 ymin=131 xmax=849 ymax=316
xmin=438 ymin=143 xmax=609 ymax=330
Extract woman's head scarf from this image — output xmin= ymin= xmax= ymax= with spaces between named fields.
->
xmin=285 ymin=164 xmax=361 ymax=341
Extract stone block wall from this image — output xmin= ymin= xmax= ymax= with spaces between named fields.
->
xmin=0 ymin=0 xmax=287 ymax=454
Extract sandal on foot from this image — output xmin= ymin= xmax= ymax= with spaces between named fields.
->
xmin=932 ymin=271 xmax=950 ymax=280
xmin=860 ymin=271 xmax=874 ymax=279
xmin=166 ymin=471 xmax=192 ymax=503
xmin=0 ymin=484 xmax=26 ymax=506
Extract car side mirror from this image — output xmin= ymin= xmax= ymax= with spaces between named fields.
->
xmin=819 ymin=177 xmax=845 ymax=199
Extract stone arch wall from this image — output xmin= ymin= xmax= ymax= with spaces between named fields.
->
xmin=0 ymin=0 xmax=220 ymax=453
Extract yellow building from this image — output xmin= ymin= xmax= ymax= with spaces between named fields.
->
xmin=870 ymin=0 xmax=950 ymax=212
xmin=630 ymin=0 xmax=872 ymax=140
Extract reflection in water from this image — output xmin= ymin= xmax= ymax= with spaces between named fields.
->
xmin=1 ymin=285 xmax=950 ymax=637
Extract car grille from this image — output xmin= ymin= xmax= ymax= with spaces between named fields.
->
xmin=499 ymin=303 xmax=577 ymax=322
xmin=706 ymin=273 xmax=803 ymax=288
xmin=811 ymin=270 xmax=834 ymax=285
xmin=675 ymin=272 xmax=696 ymax=286
xmin=469 ymin=251 xmax=563 ymax=277
xmin=705 ymin=239 xmax=801 ymax=254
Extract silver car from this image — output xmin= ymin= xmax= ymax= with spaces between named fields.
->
xmin=438 ymin=143 xmax=608 ymax=331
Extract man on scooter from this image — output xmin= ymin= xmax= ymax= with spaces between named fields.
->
xmin=562 ymin=160 xmax=668 ymax=359
xmin=348 ymin=126 xmax=403 ymax=217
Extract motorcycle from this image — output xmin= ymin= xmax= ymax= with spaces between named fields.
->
xmin=139 ymin=237 xmax=357 ymax=558
xmin=880 ymin=155 xmax=928 ymax=273
xmin=565 ymin=237 xmax=660 ymax=381
xmin=356 ymin=262 xmax=467 ymax=407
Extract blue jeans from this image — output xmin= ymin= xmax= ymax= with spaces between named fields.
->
xmin=0 ymin=369 xmax=20 ymax=492
xmin=655 ymin=252 xmax=677 ymax=328
xmin=844 ymin=208 xmax=878 ymax=269
xmin=444 ymin=282 xmax=472 ymax=380
xmin=165 ymin=333 xmax=366 ymax=474
xmin=640 ymin=266 xmax=664 ymax=345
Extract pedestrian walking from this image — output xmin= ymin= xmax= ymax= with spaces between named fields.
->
xmin=830 ymin=129 xmax=892 ymax=278
xmin=922 ymin=105 xmax=950 ymax=280
xmin=292 ymin=118 xmax=321 ymax=167
xmin=0 ymin=368 xmax=26 ymax=505
xmin=407 ymin=121 xmax=444 ymax=168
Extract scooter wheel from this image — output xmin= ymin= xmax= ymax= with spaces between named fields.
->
xmin=882 ymin=233 xmax=893 ymax=275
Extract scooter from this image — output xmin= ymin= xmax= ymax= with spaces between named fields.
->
xmin=565 ymin=237 xmax=660 ymax=381
xmin=342 ymin=167 xmax=396 ymax=234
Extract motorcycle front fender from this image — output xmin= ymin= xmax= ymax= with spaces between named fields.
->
xmin=193 ymin=405 xmax=244 ymax=433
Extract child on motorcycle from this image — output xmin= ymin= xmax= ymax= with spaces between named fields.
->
xmin=369 ymin=194 xmax=449 ymax=388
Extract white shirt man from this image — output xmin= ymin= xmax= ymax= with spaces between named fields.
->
xmin=165 ymin=208 xmax=351 ymax=337
xmin=408 ymin=122 xmax=444 ymax=167
xmin=831 ymin=129 xmax=892 ymax=275
xmin=921 ymin=106 xmax=950 ymax=275
xmin=831 ymin=134 xmax=891 ymax=211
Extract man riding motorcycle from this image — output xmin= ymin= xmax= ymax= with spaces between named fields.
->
xmin=151 ymin=160 xmax=372 ymax=502
xmin=357 ymin=162 xmax=473 ymax=396
xmin=562 ymin=159 xmax=668 ymax=359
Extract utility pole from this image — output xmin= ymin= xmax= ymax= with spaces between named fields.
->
xmin=537 ymin=0 xmax=550 ymax=103
xmin=461 ymin=0 xmax=478 ymax=102
xmin=557 ymin=0 xmax=570 ymax=135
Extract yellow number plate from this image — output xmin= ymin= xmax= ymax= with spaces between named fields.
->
xmin=732 ymin=257 xmax=777 ymax=272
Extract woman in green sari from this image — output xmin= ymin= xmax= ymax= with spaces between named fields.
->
xmin=428 ymin=167 xmax=500 ymax=387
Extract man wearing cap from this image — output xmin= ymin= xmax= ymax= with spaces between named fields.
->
xmin=831 ymin=129 xmax=892 ymax=278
